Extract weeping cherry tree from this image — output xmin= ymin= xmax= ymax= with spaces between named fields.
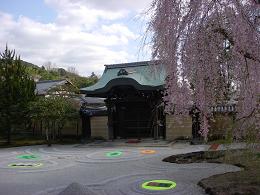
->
xmin=147 ymin=0 xmax=260 ymax=141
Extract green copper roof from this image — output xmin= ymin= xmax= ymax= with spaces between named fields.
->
xmin=80 ymin=61 xmax=166 ymax=97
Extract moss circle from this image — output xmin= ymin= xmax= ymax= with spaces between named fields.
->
xmin=8 ymin=162 xmax=43 ymax=168
xmin=16 ymin=154 xmax=39 ymax=160
xmin=106 ymin=151 xmax=122 ymax=158
xmin=141 ymin=180 xmax=176 ymax=191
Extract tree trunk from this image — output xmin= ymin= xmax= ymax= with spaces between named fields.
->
xmin=59 ymin=123 xmax=64 ymax=141
xmin=46 ymin=121 xmax=51 ymax=147
xmin=46 ymin=125 xmax=49 ymax=142
xmin=59 ymin=126 xmax=63 ymax=141
xmin=52 ymin=121 xmax=55 ymax=141
xmin=40 ymin=120 xmax=43 ymax=136
xmin=7 ymin=124 xmax=11 ymax=145
xmin=76 ymin=121 xmax=79 ymax=138
xmin=32 ymin=122 xmax=35 ymax=136
xmin=6 ymin=116 xmax=11 ymax=145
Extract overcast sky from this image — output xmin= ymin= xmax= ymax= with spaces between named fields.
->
xmin=0 ymin=0 xmax=153 ymax=76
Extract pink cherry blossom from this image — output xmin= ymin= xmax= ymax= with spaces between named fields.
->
xmin=148 ymin=0 xmax=260 ymax=140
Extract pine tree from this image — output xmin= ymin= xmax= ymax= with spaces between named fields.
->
xmin=0 ymin=46 xmax=36 ymax=144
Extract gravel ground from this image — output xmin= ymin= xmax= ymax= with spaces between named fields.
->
xmin=0 ymin=144 xmax=241 ymax=195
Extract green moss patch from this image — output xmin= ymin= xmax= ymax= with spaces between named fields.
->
xmin=106 ymin=151 xmax=122 ymax=158
xmin=16 ymin=154 xmax=39 ymax=160
xmin=141 ymin=180 xmax=176 ymax=191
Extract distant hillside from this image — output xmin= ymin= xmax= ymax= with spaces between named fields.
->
xmin=21 ymin=60 xmax=40 ymax=69
xmin=22 ymin=60 xmax=98 ymax=89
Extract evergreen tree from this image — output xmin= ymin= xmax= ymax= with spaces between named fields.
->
xmin=0 ymin=46 xmax=36 ymax=144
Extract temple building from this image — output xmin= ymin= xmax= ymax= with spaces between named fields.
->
xmin=80 ymin=61 xmax=235 ymax=141
xmin=80 ymin=61 xmax=190 ymax=140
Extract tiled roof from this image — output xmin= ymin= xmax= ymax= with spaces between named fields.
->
xmin=80 ymin=61 xmax=166 ymax=97
xmin=35 ymin=79 xmax=68 ymax=95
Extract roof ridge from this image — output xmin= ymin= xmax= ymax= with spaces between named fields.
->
xmin=105 ymin=60 xmax=160 ymax=69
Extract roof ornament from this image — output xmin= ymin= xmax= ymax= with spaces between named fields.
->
xmin=117 ymin=68 xmax=128 ymax=76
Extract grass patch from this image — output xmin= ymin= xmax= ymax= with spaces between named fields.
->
xmin=163 ymin=149 xmax=260 ymax=195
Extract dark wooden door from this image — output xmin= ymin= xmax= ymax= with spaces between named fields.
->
xmin=114 ymin=101 xmax=152 ymax=138
xmin=82 ymin=116 xmax=91 ymax=138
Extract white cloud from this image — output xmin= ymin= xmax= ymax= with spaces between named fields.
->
xmin=0 ymin=0 xmax=148 ymax=76
xmin=45 ymin=0 xmax=153 ymax=12
xmin=87 ymin=0 xmax=152 ymax=12
xmin=101 ymin=24 xmax=137 ymax=39
xmin=44 ymin=0 xmax=129 ymax=29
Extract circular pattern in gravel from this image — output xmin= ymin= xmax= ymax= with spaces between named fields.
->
xmin=16 ymin=154 xmax=40 ymax=160
xmin=106 ymin=151 xmax=123 ymax=158
xmin=0 ymin=144 xmax=242 ymax=195
xmin=34 ymin=173 xmax=198 ymax=195
xmin=0 ymin=148 xmax=77 ymax=173
xmin=141 ymin=180 xmax=176 ymax=191
xmin=141 ymin=150 xmax=157 ymax=155
xmin=8 ymin=162 xmax=43 ymax=168
xmin=77 ymin=148 xmax=156 ymax=163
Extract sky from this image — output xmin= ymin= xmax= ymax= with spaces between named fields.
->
xmin=0 ymin=0 xmax=153 ymax=76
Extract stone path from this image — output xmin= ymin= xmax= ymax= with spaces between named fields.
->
xmin=0 ymin=144 xmax=241 ymax=195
